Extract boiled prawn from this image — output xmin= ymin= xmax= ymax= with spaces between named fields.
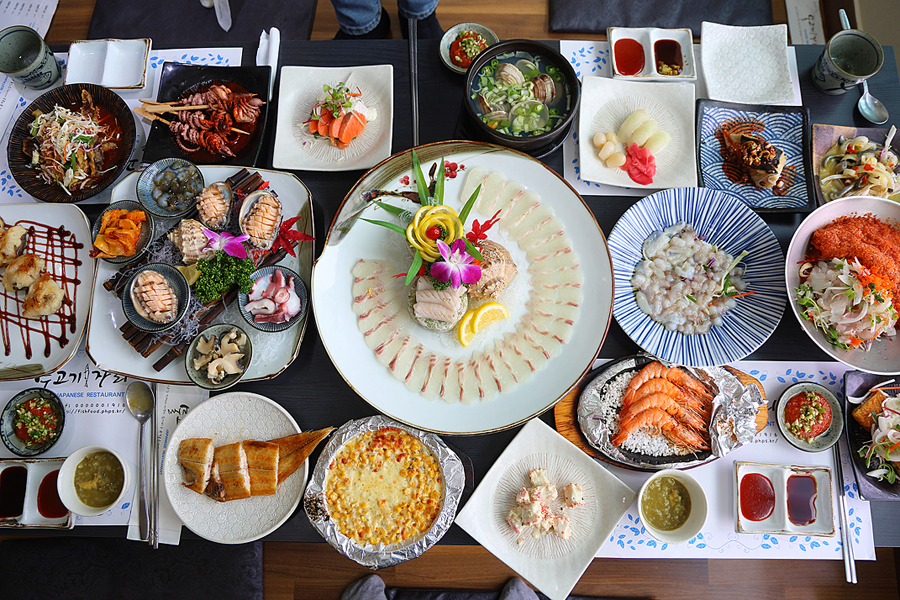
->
xmin=611 ymin=407 xmax=709 ymax=451
xmin=617 ymin=392 xmax=708 ymax=433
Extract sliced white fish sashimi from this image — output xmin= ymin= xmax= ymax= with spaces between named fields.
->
xmin=439 ymin=359 xmax=464 ymax=404
xmin=526 ymin=234 xmax=574 ymax=261
xmin=518 ymin=217 xmax=565 ymax=252
xmin=461 ymin=166 xmax=489 ymax=206
xmin=375 ymin=331 xmax=412 ymax=367
xmin=501 ymin=333 xmax=539 ymax=381
xmin=480 ymin=345 xmax=519 ymax=394
xmin=499 ymin=190 xmax=541 ymax=232
xmin=387 ymin=336 xmax=422 ymax=377
xmin=422 ymin=355 xmax=453 ymax=401
xmin=527 ymin=295 xmax=580 ymax=324
xmin=403 ymin=347 xmax=434 ymax=392
xmin=530 ymin=268 xmax=585 ymax=287
xmin=467 ymin=353 xmax=500 ymax=403
xmin=511 ymin=330 xmax=551 ymax=372
xmin=476 ymin=171 xmax=508 ymax=215
xmin=508 ymin=203 xmax=555 ymax=241
xmin=526 ymin=249 xmax=580 ymax=274
xmin=490 ymin=180 xmax=527 ymax=220
xmin=518 ymin=317 xmax=563 ymax=357
xmin=532 ymin=283 xmax=584 ymax=306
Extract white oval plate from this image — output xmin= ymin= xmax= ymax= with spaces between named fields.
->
xmin=163 ymin=391 xmax=306 ymax=544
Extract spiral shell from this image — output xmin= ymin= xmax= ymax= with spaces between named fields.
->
xmin=196 ymin=181 xmax=233 ymax=230
xmin=239 ymin=190 xmax=283 ymax=250
xmin=168 ymin=219 xmax=214 ymax=265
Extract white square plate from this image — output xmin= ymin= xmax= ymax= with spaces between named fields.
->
xmin=577 ymin=76 xmax=697 ymax=189
xmin=701 ymin=22 xmax=794 ymax=104
xmin=455 ymin=419 xmax=635 ymax=600
xmin=65 ymin=39 xmax=151 ymax=89
xmin=273 ymin=65 xmax=393 ymax=172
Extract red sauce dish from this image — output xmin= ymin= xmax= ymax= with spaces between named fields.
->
xmin=783 ymin=390 xmax=832 ymax=440
xmin=739 ymin=472 xmax=775 ymax=521
xmin=614 ymin=38 xmax=645 ymax=76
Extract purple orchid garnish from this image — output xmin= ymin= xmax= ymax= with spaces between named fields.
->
xmin=429 ymin=239 xmax=481 ymax=289
xmin=202 ymin=227 xmax=250 ymax=259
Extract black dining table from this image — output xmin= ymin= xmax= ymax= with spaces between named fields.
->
xmin=63 ymin=39 xmax=900 ymax=548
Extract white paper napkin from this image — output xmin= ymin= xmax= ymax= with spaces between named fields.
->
xmin=256 ymin=28 xmax=280 ymax=100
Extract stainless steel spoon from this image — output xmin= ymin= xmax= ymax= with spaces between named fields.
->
xmin=126 ymin=381 xmax=155 ymax=543
xmin=838 ymin=9 xmax=889 ymax=124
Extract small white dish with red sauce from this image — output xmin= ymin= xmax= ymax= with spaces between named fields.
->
xmin=0 ymin=457 xmax=73 ymax=529
xmin=607 ymin=27 xmax=696 ymax=82
xmin=734 ymin=461 xmax=834 ymax=537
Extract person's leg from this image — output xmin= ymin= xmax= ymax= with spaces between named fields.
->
xmin=397 ymin=0 xmax=443 ymax=38
xmin=340 ymin=573 xmax=388 ymax=600
xmin=332 ymin=0 xmax=391 ymax=39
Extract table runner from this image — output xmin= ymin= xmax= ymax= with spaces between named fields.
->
xmin=559 ymin=41 xmax=802 ymax=197
xmin=594 ymin=360 xmax=875 ymax=560
xmin=0 ymin=46 xmax=242 ymax=205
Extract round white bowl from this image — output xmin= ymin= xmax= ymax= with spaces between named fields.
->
xmin=57 ymin=445 xmax=131 ymax=517
xmin=784 ymin=195 xmax=900 ymax=374
xmin=638 ymin=469 xmax=708 ymax=544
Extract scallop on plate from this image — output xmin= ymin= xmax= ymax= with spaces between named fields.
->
xmin=312 ymin=141 xmax=613 ymax=435
xmin=577 ymin=76 xmax=697 ymax=190
xmin=608 ymin=187 xmax=786 ymax=367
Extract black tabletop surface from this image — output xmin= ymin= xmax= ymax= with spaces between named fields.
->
xmin=67 ymin=40 xmax=900 ymax=547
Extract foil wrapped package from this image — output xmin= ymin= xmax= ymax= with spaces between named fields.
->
xmin=577 ymin=355 xmax=765 ymax=470
xmin=303 ymin=415 xmax=465 ymax=569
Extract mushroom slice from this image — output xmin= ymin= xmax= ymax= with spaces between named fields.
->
xmin=196 ymin=334 xmax=216 ymax=355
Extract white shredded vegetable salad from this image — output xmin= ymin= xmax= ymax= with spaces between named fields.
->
xmin=29 ymin=104 xmax=113 ymax=194
xmin=861 ymin=395 xmax=900 ymax=484
xmin=819 ymin=125 xmax=899 ymax=202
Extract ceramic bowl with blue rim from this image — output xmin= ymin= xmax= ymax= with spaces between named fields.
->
xmin=121 ymin=263 xmax=190 ymax=333
xmin=0 ymin=388 xmax=66 ymax=457
xmin=238 ymin=265 xmax=308 ymax=333
xmin=696 ymin=99 xmax=814 ymax=212
xmin=136 ymin=158 xmax=204 ymax=219
xmin=185 ymin=324 xmax=253 ymax=391
xmin=91 ymin=200 xmax=155 ymax=265
xmin=608 ymin=187 xmax=787 ymax=367
xmin=775 ymin=382 xmax=843 ymax=453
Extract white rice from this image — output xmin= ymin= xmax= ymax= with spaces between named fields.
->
xmin=631 ymin=222 xmax=747 ymax=335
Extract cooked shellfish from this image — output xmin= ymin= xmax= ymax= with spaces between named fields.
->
xmin=168 ymin=219 xmax=214 ymax=265
xmin=239 ymin=190 xmax=283 ymax=250
xmin=530 ymin=74 xmax=557 ymax=105
xmin=131 ymin=270 xmax=178 ymax=323
xmin=496 ymin=62 xmax=525 ymax=86
xmin=196 ymin=181 xmax=233 ymax=230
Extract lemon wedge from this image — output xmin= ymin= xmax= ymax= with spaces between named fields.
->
xmin=176 ymin=264 xmax=200 ymax=286
xmin=472 ymin=302 xmax=509 ymax=331
xmin=457 ymin=309 xmax=477 ymax=346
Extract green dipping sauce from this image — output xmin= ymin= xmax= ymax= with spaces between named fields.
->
xmin=74 ymin=451 xmax=124 ymax=508
xmin=642 ymin=476 xmax=691 ymax=531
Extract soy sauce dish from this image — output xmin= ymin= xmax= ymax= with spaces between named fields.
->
xmin=607 ymin=27 xmax=697 ymax=81
xmin=735 ymin=461 xmax=834 ymax=537
xmin=638 ymin=469 xmax=707 ymax=544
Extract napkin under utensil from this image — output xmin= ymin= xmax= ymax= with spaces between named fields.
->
xmin=256 ymin=28 xmax=280 ymax=101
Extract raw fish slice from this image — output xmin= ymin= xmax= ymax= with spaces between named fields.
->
xmin=352 ymin=258 xmax=389 ymax=280
xmin=460 ymin=166 xmax=489 ymax=206
xmin=492 ymin=181 xmax=527 ymax=219
xmin=475 ymin=172 xmax=507 ymax=215
xmin=521 ymin=313 xmax=568 ymax=350
xmin=358 ymin=296 xmax=405 ymax=333
xmin=526 ymin=250 xmax=580 ymax=274
xmin=511 ymin=330 xmax=551 ymax=372
xmin=499 ymin=190 xmax=541 ymax=232
xmin=508 ymin=204 xmax=555 ymax=241
xmin=523 ymin=232 xmax=573 ymax=262
xmin=364 ymin=313 xmax=410 ymax=350
xmin=502 ymin=333 xmax=540 ymax=379
xmin=402 ymin=346 xmax=432 ymax=391
xmin=439 ymin=360 xmax=465 ymax=404
xmin=422 ymin=356 xmax=453 ymax=401
xmin=527 ymin=297 xmax=579 ymax=327
xmin=531 ymin=268 xmax=585 ymax=287
xmin=387 ymin=336 xmax=422 ymax=377
xmin=353 ymin=286 xmax=395 ymax=316
xmin=375 ymin=331 xmax=411 ymax=367
xmin=516 ymin=320 xmax=557 ymax=359
xmin=480 ymin=344 xmax=519 ymax=394
xmin=467 ymin=353 xmax=500 ymax=402
xmin=518 ymin=218 xmax=565 ymax=251
xmin=532 ymin=283 xmax=584 ymax=306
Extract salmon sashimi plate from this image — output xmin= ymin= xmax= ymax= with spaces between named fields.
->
xmin=306 ymin=82 xmax=377 ymax=150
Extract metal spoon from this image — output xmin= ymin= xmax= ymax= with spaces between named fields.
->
xmin=838 ymin=9 xmax=889 ymax=124
xmin=126 ymin=381 xmax=155 ymax=543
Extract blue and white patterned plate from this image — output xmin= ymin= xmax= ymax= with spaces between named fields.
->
xmin=608 ymin=187 xmax=787 ymax=367
xmin=697 ymin=100 xmax=814 ymax=212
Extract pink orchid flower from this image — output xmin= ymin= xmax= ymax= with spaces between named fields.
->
xmin=429 ymin=239 xmax=481 ymax=289
xmin=203 ymin=228 xmax=250 ymax=259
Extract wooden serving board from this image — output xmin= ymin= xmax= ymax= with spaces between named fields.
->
xmin=554 ymin=364 xmax=768 ymax=467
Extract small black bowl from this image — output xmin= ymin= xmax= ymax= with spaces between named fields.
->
xmin=464 ymin=39 xmax=580 ymax=153
xmin=0 ymin=388 xmax=66 ymax=457
xmin=90 ymin=200 xmax=155 ymax=265
xmin=122 ymin=263 xmax=191 ymax=333
xmin=238 ymin=265 xmax=308 ymax=333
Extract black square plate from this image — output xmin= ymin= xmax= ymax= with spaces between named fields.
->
xmin=141 ymin=62 xmax=271 ymax=166
xmin=696 ymin=99 xmax=815 ymax=213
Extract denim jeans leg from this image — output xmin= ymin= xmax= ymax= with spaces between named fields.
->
xmin=397 ymin=0 xmax=440 ymax=20
xmin=332 ymin=0 xmax=384 ymax=35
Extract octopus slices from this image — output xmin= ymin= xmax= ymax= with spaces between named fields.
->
xmin=131 ymin=270 xmax=178 ymax=323
xmin=22 ymin=273 xmax=66 ymax=319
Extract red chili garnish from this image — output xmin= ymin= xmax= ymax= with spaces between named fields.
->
xmin=864 ymin=164 xmax=875 ymax=171
xmin=862 ymin=175 xmax=869 ymax=185
xmin=426 ymin=226 xmax=442 ymax=240
xmin=465 ymin=209 xmax=502 ymax=244
xmin=259 ymin=181 xmax=270 ymax=190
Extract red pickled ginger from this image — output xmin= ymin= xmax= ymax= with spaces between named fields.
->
xmin=622 ymin=143 xmax=657 ymax=185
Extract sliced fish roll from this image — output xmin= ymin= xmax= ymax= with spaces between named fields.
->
xmin=475 ymin=171 xmax=508 ymax=214
xmin=491 ymin=180 xmax=527 ymax=219
xmin=460 ymin=166 xmax=489 ymax=206
xmin=508 ymin=204 xmax=555 ymax=241
xmin=499 ymin=190 xmax=540 ymax=232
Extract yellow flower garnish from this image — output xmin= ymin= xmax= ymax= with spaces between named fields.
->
xmin=406 ymin=205 xmax=463 ymax=261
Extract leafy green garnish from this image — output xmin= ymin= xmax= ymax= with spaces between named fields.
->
xmin=194 ymin=250 xmax=256 ymax=303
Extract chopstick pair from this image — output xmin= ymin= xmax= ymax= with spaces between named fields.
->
xmin=833 ymin=443 xmax=856 ymax=583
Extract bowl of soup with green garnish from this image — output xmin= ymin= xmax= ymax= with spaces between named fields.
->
xmin=638 ymin=469 xmax=707 ymax=544
xmin=57 ymin=445 xmax=130 ymax=516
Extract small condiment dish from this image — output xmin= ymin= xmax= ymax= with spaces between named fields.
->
xmin=185 ymin=324 xmax=253 ymax=391
xmin=0 ymin=388 xmax=66 ymax=458
xmin=439 ymin=23 xmax=499 ymax=75
xmin=607 ymin=27 xmax=697 ymax=81
xmin=238 ymin=265 xmax=308 ymax=333
xmin=91 ymin=200 xmax=155 ymax=266
xmin=136 ymin=158 xmax=205 ymax=219
xmin=65 ymin=38 xmax=152 ymax=89
xmin=638 ymin=469 xmax=708 ymax=544
xmin=57 ymin=445 xmax=131 ymax=517
xmin=775 ymin=382 xmax=843 ymax=453
xmin=121 ymin=263 xmax=191 ymax=333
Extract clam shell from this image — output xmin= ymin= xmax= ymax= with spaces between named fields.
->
xmin=168 ymin=218 xmax=214 ymax=265
xmin=239 ymin=190 xmax=283 ymax=251
xmin=496 ymin=62 xmax=525 ymax=86
xmin=196 ymin=181 xmax=233 ymax=230
xmin=530 ymin=74 xmax=557 ymax=106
